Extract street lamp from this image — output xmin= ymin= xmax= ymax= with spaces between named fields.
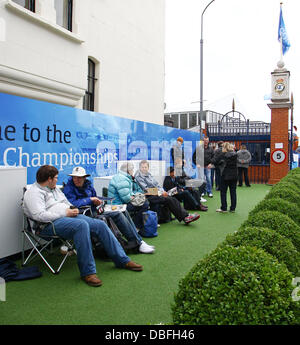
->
xmin=200 ymin=0 xmax=215 ymax=137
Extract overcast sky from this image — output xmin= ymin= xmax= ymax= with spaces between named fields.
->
xmin=164 ymin=0 xmax=299 ymax=130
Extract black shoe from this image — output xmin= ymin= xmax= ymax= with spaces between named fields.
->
xmin=246 ymin=185 xmax=251 ymax=187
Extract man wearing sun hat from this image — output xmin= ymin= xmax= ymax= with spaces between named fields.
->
xmin=63 ymin=166 xmax=155 ymax=254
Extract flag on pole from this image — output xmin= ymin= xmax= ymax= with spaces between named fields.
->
xmin=278 ymin=4 xmax=290 ymax=55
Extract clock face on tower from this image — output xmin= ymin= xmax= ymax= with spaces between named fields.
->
xmin=271 ymin=71 xmax=290 ymax=102
xmin=275 ymin=82 xmax=285 ymax=93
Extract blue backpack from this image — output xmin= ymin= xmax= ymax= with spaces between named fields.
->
xmin=140 ymin=210 xmax=158 ymax=237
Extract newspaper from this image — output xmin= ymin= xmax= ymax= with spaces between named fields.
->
xmin=146 ymin=187 xmax=159 ymax=196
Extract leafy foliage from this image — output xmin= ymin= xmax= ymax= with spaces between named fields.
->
xmin=242 ymin=210 xmax=300 ymax=252
xmin=248 ymin=198 xmax=300 ymax=226
xmin=172 ymin=246 xmax=299 ymax=325
xmin=223 ymin=226 xmax=300 ymax=275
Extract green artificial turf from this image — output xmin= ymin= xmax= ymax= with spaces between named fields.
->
xmin=0 ymin=184 xmax=271 ymax=325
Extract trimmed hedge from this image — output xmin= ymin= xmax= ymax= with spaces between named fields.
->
xmin=248 ymin=198 xmax=300 ymax=226
xmin=223 ymin=226 xmax=300 ymax=275
xmin=265 ymin=185 xmax=300 ymax=205
xmin=288 ymin=168 xmax=300 ymax=176
xmin=280 ymin=175 xmax=300 ymax=189
xmin=242 ymin=210 xmax=300 ymax=252
xmin=273 ymin=181 xmax=300 ymax=194
xmin=172 ymin=246 xmax=299 ymax=325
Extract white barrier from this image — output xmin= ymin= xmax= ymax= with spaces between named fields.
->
xmin=0 ymin=166 xmax=27 ymax=259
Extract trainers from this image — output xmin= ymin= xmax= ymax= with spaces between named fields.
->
xmin=141 ymin=240 xmax=155 ymax=249
xmin=199 ymin=204 xmax=208 ymax=212
xmin=208 ymin=193 xmax=213 ymax=197
xmin=200 ymin=197 xmax=207 ymax=202
xmin=139 ymin=241 xmax=155 ymax=254
xmin=81 ymin=274 xmax=103 ymax=287
xmin=216 ymin=209 xmax=227 ymax=213
xmin=184 ymin=214 xmax=200 ymax=224
xmin=124 ymin=261 xmax=143 ymax=271
xmin=229 ymin=210 xmax=235 ymax=213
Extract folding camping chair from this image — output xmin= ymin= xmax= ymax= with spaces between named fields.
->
xmin=22 ymin=188 xmax=76 ymax=274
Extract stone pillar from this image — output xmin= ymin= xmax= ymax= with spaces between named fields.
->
xmin=267 ymin=62 xmax=292 ymax=185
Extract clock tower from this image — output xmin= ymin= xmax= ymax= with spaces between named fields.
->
xmin=268 ymin=61 xmax=292 ymax=185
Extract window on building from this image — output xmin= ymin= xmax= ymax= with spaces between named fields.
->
xmin=12 ymin=0 xmax=35 ymax=12
xmin=189 ymin=113 xmax=197 ymax=128
xmin=246 ymin=142 xmax=270 ymax=165
xmin=180 ymin=113 xmax=187 ymax=130
xmin=54 ymin=0 xmax=72 ymax=31
xmin=83 ymin=59 xmax=97 ymax=111
xmin=164 ymin=115 xmax=174 ymax=127
xmin=169 ymin=114 xmax=179 ymax=128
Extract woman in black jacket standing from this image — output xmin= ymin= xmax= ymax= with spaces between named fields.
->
xmin=212 ymin=142 xmax=238 ymax=213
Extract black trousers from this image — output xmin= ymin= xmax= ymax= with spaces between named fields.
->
xmin=215 ymin=168 xmax=221 ymax=189
xmin=238 ymin=167 xmax=250 ymax=186
xmin=147 ymin=195 xmax=188 ymax=222
xmin=127 ymin=200 xmax=149 ymax=230
xmin=220 ymin=177 xmax=237 ymax=211
xmin=174 ymin=190 xmax=200 ymax=210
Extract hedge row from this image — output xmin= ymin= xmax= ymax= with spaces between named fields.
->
xmin=172 ymin=168 xmax=300 ymax=325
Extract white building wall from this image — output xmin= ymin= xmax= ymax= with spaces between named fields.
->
xmin=0 ymin=0 xmax=165 ymax=124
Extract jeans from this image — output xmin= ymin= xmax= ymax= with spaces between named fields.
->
xmin=211 ymin=168 xmax=215 ymax=188
xmin=204 ymin=168 xmax=212 ymax=194
xmin=41 ymin=214 xmax=130 ymax=277
xmin=220 ymin=177 xmax=237 ymax=211
xmin=104 ymin=210 xmax=142 ymax=245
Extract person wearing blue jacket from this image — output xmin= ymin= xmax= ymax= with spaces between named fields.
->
xmin=63 ymin=166 xmax=154 ymax=254
xmin=108 ymin=162 xmax=150 ymax=231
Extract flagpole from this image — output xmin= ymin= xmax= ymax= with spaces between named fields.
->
xmin=290 ymin=92 xmax=294 ymax=170
xmin=279 ymin=3 xmax=284 ymax=67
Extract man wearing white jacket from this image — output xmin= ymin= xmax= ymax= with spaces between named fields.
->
xmin=23 ymin=165 xmax=143 ymax=287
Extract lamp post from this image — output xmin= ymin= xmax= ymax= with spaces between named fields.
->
xmin=200 ymin=0 xmax=215 ymax=138
xmin=289 ymin=92 xmax=294 ymax=170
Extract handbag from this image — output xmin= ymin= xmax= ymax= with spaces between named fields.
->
xmin=130 ymin=193 xmax=146 ymax=207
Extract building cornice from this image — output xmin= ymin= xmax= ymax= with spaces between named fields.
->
xmin=0 ymin=64 xmax=85 ymax=107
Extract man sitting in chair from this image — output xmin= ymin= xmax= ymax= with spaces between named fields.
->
xmin=23 ymin=165 xmax=144 ymax=287
xmin=63 ymin=166 xmax=154 ymax=254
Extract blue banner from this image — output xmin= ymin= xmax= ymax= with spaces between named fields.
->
xmin=0 ymin=93 xmax=200 ymax=184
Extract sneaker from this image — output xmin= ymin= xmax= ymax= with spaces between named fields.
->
xmin=141 ymin=240 xmax=155 ymax=249
xmin=229 ymin=210 xmax=235 ymax=213
xmin=139 ymin=241 xmax=155 ymax=254
xmin=208 ymin=193 xmax=213 ymax=198
xmin=184 ymin=214 xmax=200 ymax=224
xmin=199 ymin=205 xmax=208 ymax=212
xmin=200 ymin=197 xmax=207 ymax=202
xmin=216 ymin=209 xmax=227 ymax=213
